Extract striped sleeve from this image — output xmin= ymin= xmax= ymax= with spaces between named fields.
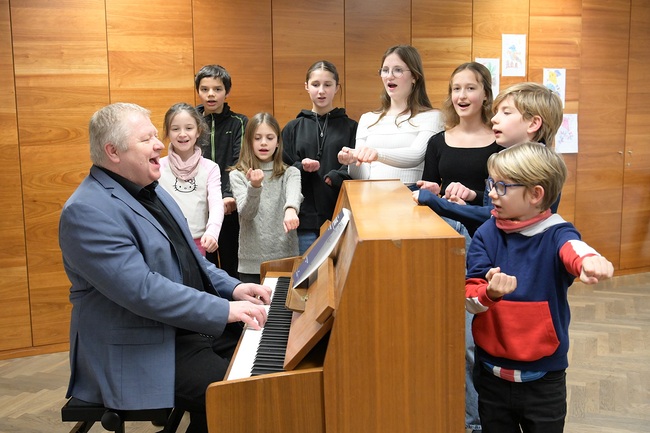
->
xmin=465 ymin=277 xmax=499 ymax=314
xmin=559 ymin=239 xmax=600 ymax=277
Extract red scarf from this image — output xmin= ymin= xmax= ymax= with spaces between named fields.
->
xmin=491 ymin=208 xmax=552 ymax=233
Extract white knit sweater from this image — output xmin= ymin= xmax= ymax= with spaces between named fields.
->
xmin=349 ymin=110 xmax=443 ymax=185
xmin=229 ymin=162 xmax=302 ymax=274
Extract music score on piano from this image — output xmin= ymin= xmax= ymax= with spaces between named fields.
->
xmin=226 ymin=208 xmax=350 ymax=381
xmin=227 ymin=276 xmax=292 ymax=380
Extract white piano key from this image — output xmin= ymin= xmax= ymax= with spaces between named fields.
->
xmin=226 ymin=277 xmax=278 ymax=381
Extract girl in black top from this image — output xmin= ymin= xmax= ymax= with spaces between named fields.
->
xmin=282 ymin=60 xmax=358 ymax=254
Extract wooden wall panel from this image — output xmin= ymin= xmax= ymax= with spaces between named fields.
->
xmin=620 ymin=0 xmax=650 ymax=269
xmin=0 ymin=0 xmax=32 ymax=352
xmin=106 ymin=0 xmax=195 ymax=133
xmin=412 ymin=0 xmax=473 ymax=109
xmin=272 ymin=0 xmax=345 ymax=126
xmin=11 ymin=0 xmax=110 ymax=346
xmin=473 ymin=0 xmax=530 ymax=91
xmin=193 ymin=0 xmax=273 ymax=120
xmin=576 ymin=0 xmax=630 ymax=267
xmin=345 ymin=0 xmax=411 ymax=121
xmin=529 ymin=0 xmax=582 ymax=224
xmin=2 ymin=0 xmax=649 ymax=359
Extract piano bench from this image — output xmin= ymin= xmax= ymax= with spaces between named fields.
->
xmin=61 ymin=397 xmax=185 ymax=433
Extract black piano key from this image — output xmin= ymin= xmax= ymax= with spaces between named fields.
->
xmin=251 ymin=367 xmax=284 ymax=375
xmin=250 ymin=276 xmax=292 ymax=376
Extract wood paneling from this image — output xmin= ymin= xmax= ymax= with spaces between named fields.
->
xmin=576 ymin=0 xmax=630 ymax=267
xmin=344 ymin=0 xmax=411 ymax=121
xmin=106 ymin=0 xmax=195 ymax=132
xmin=529 ymin=0 xmax=582 ymax=224
xmin=11 ymin=0 xmax=110 ymax=346
xmin=412 ymin=0 xmax=473 ymax=109
xmin=0 ymin=0 xmax=31 ymax=352
xmin=1 ymin=0 xmax=649 ymax=359
xmin=192 ymin=0 xmax=273 ymax=119
xmin=473 ymin=0 xmax=530 ymax=91
xmin=272 ymin=0 xmax=345 ymax=126
xmin=620 ymin=0 xmax=650 ymax=269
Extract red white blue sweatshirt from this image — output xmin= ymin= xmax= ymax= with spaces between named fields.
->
xmin=466 ymin=209 xmax=600 ymax=372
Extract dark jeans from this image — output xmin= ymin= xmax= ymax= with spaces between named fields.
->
xmin=206 ymin=212 xmax=239 ymax=279
xmin=477 ymin=365 xmax=566 ymax=433
xmin=174 ymin=324 xmax=241 ymax=433
xmin=298 ymin=229 xmax=319 ymax=255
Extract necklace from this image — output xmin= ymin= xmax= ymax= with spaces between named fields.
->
xmin=317 ymin=112 xmax=329 ymax=137
xmin=315 ymin=112 xmax=330 ymax=160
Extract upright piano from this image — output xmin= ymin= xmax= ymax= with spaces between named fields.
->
xmin=206 ymin=180 xmax=466 ymax=433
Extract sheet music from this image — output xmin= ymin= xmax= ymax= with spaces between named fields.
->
xmin=291 ymin=208 xmax=350 ymax=289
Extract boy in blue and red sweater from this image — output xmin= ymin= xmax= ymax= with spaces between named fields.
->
xmin=466 ymin=142 xmax=614 ymax=433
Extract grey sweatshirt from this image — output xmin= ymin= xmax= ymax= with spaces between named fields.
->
xmin=230 ymin=162 xmax=302 ymax=274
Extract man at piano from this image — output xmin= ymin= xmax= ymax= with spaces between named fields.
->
xmin=59 ymin=102 xmax=272 ymax=433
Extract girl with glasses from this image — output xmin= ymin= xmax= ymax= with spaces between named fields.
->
xmin=338 ymin=45 xmax=443 ymax=187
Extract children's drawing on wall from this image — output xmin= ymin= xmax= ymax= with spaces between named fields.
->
xmin=555 ymin=113 xmax=578 ymax=153
xmin=475 ymin=57 xmax=500 ymax=97
xmin=501 ymin=34 xmax=526 ymax=77
xmin=544 ymin=68 xmax=566 ymax=108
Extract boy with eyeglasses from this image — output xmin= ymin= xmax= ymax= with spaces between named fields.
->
xmin=465 ymin=142 xmax=613 ymax=433
xmin=414 ymin=82 xmax=566 ymax=433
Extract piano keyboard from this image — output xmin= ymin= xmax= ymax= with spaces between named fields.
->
xmin=226 ymin=276 xmax=293 ymax=380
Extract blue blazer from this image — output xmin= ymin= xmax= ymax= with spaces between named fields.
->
xmin=59 ymin=166 xmax=240 ymax=410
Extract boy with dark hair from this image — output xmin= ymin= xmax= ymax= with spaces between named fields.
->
xmin=195 ymin=64 xmax=247 ymax=278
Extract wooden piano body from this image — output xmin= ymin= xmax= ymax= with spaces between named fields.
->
xmin=206 ymin=180 xmax=466 ymax=433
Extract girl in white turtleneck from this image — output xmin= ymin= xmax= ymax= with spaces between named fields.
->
xmin=338 ymin=44 xmax=443 ymax=188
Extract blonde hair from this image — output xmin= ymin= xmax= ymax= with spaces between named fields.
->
xmin=89 ymin=102 xmax=150 ymax=166
xmin=492 ymin=82 xmax=563 ymax=148
xmin=231 ymin=112 xmax=287 ymax=179
xmin=487 ymin=141 xmax=567 ymax=210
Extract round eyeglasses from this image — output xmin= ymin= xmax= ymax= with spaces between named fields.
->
xmin=486 ymin=177 xmax=525 ymax=196
xmin=378 ymin=67 xmax=410 ymax=78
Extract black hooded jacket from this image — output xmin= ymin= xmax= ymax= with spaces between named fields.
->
xmin=282 ymin=108 xmax=358 ymax=231
xmin=196 ymin=103 xmax=247 ymax=199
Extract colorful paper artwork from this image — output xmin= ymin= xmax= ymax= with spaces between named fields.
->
xmin=475 ymin=57 xmax=500 ymax=97
xmin=502 ymin=34 xmax=526 ymax=77
xmin=555 ymin=113 xmax=578 ymax=154
xmin=544 ymin=68 xmax=566 ymax=108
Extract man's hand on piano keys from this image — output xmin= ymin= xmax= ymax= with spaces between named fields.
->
xmin=230 ymin=283 xmax=273 ymax=329
xmin=233 ymin=283 xmax=272 ymax=305
xmin=228 ymin=301 xmax=268 ymax=330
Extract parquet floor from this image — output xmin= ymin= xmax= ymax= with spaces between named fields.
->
xmin=1 ymin=272 xmax=648 ymax=433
